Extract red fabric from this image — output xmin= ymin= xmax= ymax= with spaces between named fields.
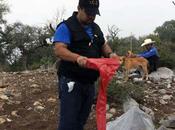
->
xmin=86 ymin=58 xmax=120 ymax=130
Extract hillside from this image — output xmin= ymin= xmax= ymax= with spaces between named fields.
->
xmin=0 ymin=69 xmax=175 ymax=130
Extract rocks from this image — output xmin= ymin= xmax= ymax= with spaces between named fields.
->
xmin=31 ymin=88 xmax=42 ymax=94
xmin=0 ymin=69 xmax=174 ymax=130
xmin=159 ymin=99 xmax=168 ymax=105
xmin=47 ymin=97 xmax=56 ymax=103
xmin=106 ymin=108 xmax=117 ymax=120
xmin=0 ymin=78 xmax=8 ymax=88
xmin=133 ymin=78 xmax=144 ymax=83
xmin=109 ymin=108 xmax=117 ymax=115
xmin=167 ymin=84 xmax=171 ymax=88
xmin=0 ymin=94 xmax=9 ymax=100
xmin=157 ymin=125 xmax=175 ymax=130
xmin=0 ymin=71 xmax=59 ymax=130
xmin=105 ymin=104 xmax=117 ymax=120
xmin=146 ymin=80 xmax=152 ymax=84
xmin=162 ymin=95 xmax=173 ymax=100
xmin=159 ymin=94 xmax=173 ymax=105
xmin=0 ymin=116 xmax=6 ymax=124
xmin=34 ymin=106 xmax=45 ymax=111
xmin=0 ymin=115 xmax=11 ymax=124
xmin=33 ymin=101 xmax=42 ymax=106
xmin=0 ymin=80 xmax=3 ymax=87
xmin=106 ymin=113 xmax=113 ymax=120
xmin=149 ymin=67 xmax=174 ymax=83
xmin=11 ymin=110 xmax=20 ymax=117
xmin=172 ymin=76 xmax=175 ymax=83
xmin=140 ymin=105 xmax=155 ymax=120
xmin=33 ymin=101 xmax=45 ymax=111
xmin=158 ymin=114 xmax=175 ymax=129
xmin=30 ymin=84 xmax=40 ymax=88
xmin=159 ymin=89 xmax=167 ymax=94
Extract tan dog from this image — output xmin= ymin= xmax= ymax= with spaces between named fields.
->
xmin=120 ymin=56 xmax=149 ymax=81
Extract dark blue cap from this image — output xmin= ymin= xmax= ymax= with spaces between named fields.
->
xmin=79 ymin=0 xmax=100 ymax=16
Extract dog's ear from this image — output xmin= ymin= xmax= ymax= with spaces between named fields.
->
xmin=119 ymin=56 xmax=125 ymax=64
xmin=128 ymin=50 xmax=132 ymax=54
xmin=127 ymin=50 xmax=133 ymax=57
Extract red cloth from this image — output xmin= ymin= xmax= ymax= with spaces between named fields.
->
xmin=86 ymin=58 xmax=120 ymax=130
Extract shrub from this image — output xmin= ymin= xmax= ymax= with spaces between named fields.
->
xmin=107 ymin=77 xmax=145 ymax=104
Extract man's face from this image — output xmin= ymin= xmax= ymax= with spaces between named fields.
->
xmin=145 ymin=44 xmax=152 ymax=50
xmin=78 ymin=8 xmax=96 ymax=25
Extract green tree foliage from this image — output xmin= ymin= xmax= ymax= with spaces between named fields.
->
xmin=155 ymin=20 xmax=175 ymax=42
xmin=118 ymin=36 xmax=140 ymax=55
xmin=27 ymin=46 xmax=56 ymax=70
xmin=0 ymin=0 xmax=9 ymax=24
xmin=137 ymin=34 xmax=161 ymax=54
xmin=0 ymin=8 xmax=66 ymax=71
xmin=153 ymin=20 xmax=175 ymax=68
xmin=158 ymin=43 xmax=175 ymax=68
xmin=107 ymin=23 xmax=175 ymax=69
xmin=107 ymin=25 xmax=141 ymax=56
xmin=1 ymin=22 xmax=53 ymax=70
xmin=0 ymin=0 xmax=9 ymax=70
xmin=138 ymin=34 xmax=161 ymax=45
xmin=106 ymin=25 xmax=120 ymax=52
xmin=108 ymin=77 xmax=145 ymax=103
xmin=137 ymin=34 xmax=175 ymax=69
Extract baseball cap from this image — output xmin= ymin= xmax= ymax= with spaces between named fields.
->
xmin=79 ymin=0 xmax=100 ymax=16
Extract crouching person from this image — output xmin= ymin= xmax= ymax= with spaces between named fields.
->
xmin=137 ymin=38 xmax=160 ymax=73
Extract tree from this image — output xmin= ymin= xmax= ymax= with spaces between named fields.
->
xmin=107 ymin=25 xmax=120 ymax=42
xmin=0 ymin=7 xmax=66 ymax=71
xmin=46 ymin=8 xmax=66 ymax=33
xmin=154 ymin=20 xmax=175 ymax=42
xmin=1 ymin=22 xmax=51 ymax=70
xmin=107 ymin=25 xmax=120 ymax=52
xmin=0 ymin=0 xmax=9 ymax=70
xmin=0 ymin=0 xmax=9 ymax=24
xmin=118 ymin=36 xmax=139 ymax=55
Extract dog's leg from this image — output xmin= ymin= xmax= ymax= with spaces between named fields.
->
xmin=145 ymin=69 xmax=148 ymax=80
xmin=142 ymin=65 xmax=148 ymax=80
xmin=124 ymin=69 xmax=129 ymax=81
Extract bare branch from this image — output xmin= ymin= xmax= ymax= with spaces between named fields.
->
xmin=172 ymin=1 xmax=175 ymax=5
xmin=107 ymin=25 xmax=120 ymax=41
xmin=49 ymin=23 xmax=55 ymax=33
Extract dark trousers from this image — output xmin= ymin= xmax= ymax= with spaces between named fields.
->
xmin=147 ymin=55 xmax=159 ymax=73
xmin=58 ymin=76 xmax=95 ymax=130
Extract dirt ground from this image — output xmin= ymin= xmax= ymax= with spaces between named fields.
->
xmin=0 ymin=70 xmax=174 ymax=130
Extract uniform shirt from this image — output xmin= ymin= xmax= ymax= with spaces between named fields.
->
xmin=53 ymin=23 xmax=93 ymax=45
xmin=138 ymin=47 xmax=159 ymax=58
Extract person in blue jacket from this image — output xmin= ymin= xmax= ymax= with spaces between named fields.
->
xmin=138 ymin=38 xmax=160 ymax=73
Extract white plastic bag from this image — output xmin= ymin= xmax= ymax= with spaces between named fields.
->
xmin=107 ymin=106 xmax=155 ymax=130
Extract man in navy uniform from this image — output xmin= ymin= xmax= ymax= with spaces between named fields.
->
xmin=53 ymin=0 xmax=119 ymax=130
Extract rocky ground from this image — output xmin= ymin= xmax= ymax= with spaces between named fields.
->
xmin=0 ymin=69 xmax=175 ymax=130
